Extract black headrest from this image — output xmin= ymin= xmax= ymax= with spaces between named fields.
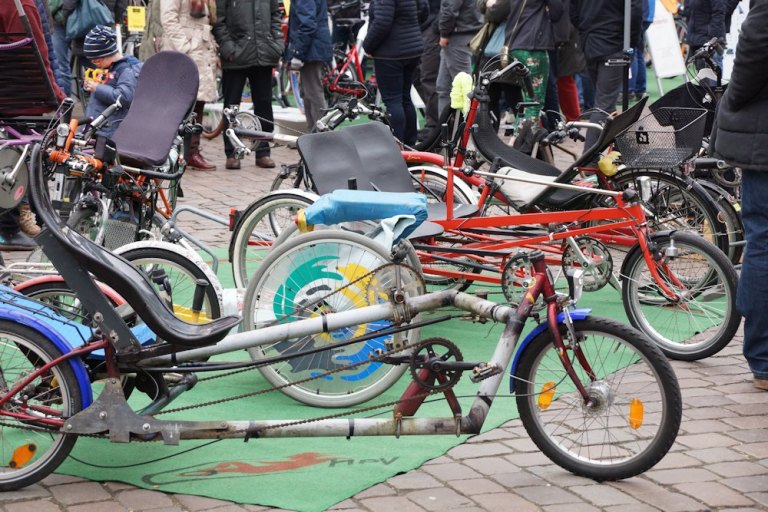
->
xmin=112 ymin=51 xmax=199 ymax=166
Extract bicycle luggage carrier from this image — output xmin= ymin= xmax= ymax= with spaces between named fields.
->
xmin=614 ymin=107 xmax=707 ymax=169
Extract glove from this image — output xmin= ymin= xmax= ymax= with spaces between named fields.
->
xmin=290 ymin=58 xmax=304 ymax=70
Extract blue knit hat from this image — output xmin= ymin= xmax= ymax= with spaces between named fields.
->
xmin=84 ymin=25 xmax=118 ymax=60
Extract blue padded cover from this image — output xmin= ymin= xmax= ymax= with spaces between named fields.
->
xmin=304 ymin=190 xmax=428 ymax=240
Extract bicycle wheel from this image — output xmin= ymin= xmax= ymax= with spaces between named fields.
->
xmin=242 ymin=229 xmax=424 ymax=407
xmin=229 ymin=192 xmax=314 ymax=289
xmin=0 ymin=321 xmax=82 ymax=491
xmin=514 ymin=317 xmax=681 ymax=481
xmin=270 ymin=162 xmax=314 ymax=193
xmin=610 ymin=168 xmax=729 ymax=256
xmin=120 ymin=246 xmax=222 ymax=323
xmin=407 ymin=165 xmax=476 ymax=205
xmin=621 ymin=231 xmax=739 ymax=361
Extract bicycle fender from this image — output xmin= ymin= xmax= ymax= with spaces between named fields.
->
xmin=619 ymin=230 xmax=675 ymax=281
xmin=0 ymin=305 xmax=93 ymax=407
xmin=508 ymin=308 xmax=592 ymax=394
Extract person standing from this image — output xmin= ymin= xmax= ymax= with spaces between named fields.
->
xmin=713 ymin=0 xmax=768 ymax=391
xmin=505 ymin=0 xmax=563 ymax=123
xmin=285 ymin=0 xmax=333 ymax=133
xmin=435 ymin=0 xmax=482 ymax=114
xmin=214 ymin=0 xmax=283 ymax=170
xmin=684 ymin=0 xmax=727 ymax=74
xmin=571 ymin=0 xmax=642 ymax=151
xmin=160 ymin=0 xmax=220 ymax=171
xmin=363 ymin=0 xmax=426 ymax=146
xmin=413 ymin=0 xmax=442 ymax=139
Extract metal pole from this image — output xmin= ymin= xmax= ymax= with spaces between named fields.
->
xmin=623 ymin=0 xmax=632 ymax=111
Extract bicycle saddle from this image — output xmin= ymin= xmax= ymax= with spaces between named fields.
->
xmin=111 ymin=51 xmax=199 ymax=167
xmin=29 ymin=148 xmax=240 ymax=349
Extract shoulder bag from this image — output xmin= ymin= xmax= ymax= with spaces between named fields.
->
xmin=65 ymin=0 xmax=115 ymax=41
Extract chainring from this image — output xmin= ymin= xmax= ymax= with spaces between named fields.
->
xmin=561 ymin=236 xmax=613 ymax=292
xmin=409 ymin=337 xmax=464 ymax=391
xmin=501 ymin=252 xmax=544 ymax=310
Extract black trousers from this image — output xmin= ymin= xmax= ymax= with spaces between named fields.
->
xmin=221 ymin=65 xmax=275 ymax=159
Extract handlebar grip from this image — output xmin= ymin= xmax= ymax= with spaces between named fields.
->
xmin=693 ymin=157 xmax=728 ymax=170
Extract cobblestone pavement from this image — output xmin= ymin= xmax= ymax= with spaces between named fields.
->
xmin=2 ymin=137 xmax=767 ymax=512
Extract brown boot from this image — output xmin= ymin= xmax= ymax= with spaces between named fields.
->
xmin=187 ymin=133 xmax=217 ymax=171
xmin=19 ymin=205 xmax=41 ymax=237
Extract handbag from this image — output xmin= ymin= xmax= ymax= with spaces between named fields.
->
xmin=483 ymin=22 xmax=506 ymax=58
xmin=65 ymin=0 xmax=114 ymax=41
xmin=469 ymin=22 xmax=493 ymax=56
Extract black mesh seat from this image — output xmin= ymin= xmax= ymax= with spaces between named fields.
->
xmin=111 ymin=51 xmax=199 ymax=167
xmin=297 ymin=122 xmax=478 ymax=220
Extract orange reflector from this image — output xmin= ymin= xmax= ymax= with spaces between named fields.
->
xmin=537 ymin=381 xmax=556 ymax=410
xmin=9 ymin=443 xmax=36 ymax=468
xmin=629 ymin=398 xmax=644 ymax=429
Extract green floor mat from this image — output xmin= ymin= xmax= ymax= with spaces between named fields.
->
xmin=58 ymin=254 xmax=629 ymax=511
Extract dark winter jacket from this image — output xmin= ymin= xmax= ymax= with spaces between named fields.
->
xmin=714 ymin=0 xmax=768 ymax=171
xmin=505 ymin=0 xmax=563 ymax=51
xmin=213 ymin=0 xmax=283 ymax=69
xmin=85 ymin=55 xmax=142 ymax=138
xmin=571 ymin=0 xmax=642 ymax=61
xmin=285 ymin=0 xmax=333 ymax=62
xmin=438 ymin=0 xmax=482 ymax=37
xmin=363 ymin=0 xmax=426 ymax=59
xmin=684 ymin=0 xmax=726 ymax=49
xmin=34 ymin=0 xmax=65 ymax=90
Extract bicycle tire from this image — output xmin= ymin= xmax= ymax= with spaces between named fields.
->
xmin=610 ymin=168 xmax=729 ymax=256
xmin=241 ymin=229 xmax=424 ymax=407
xmin=406 ymin=164 xmax=477 ymax=205
xmin=0 ymin=321 xmax=82 ymax=491
xmin=229 ymin=192 xmax=315 ymax=289
xmin=621 ymin=231 xmax=740 ymax=361
xmin=119 ymin=246 xmax=222 ymax=323
xmin=514 ymin=317 xmax=681 ymax=481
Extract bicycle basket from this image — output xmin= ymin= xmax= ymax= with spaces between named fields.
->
xmin=614 ymin=107 xmax=707 ymax=169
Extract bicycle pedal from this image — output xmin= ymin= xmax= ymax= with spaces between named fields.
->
xmin=469 ymin=363 xmax=502 ymax=383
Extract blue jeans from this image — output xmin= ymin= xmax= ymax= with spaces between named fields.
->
xmin=628 ymin=45 xmax=646 ymax=94
xmin=737 ymin=170 xmax=768 ymax=379
xmin=51 ymin=24 xmax=72 ymax=96
xmin=373 ymin=57 xmax=420 ymax=146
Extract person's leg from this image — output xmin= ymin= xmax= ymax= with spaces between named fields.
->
xmin=187 ymin=101 xmax=217 ymax=170
xmin=736 ymin=170 xmax=768 ymax=386
xmin=51 ymin=24 xmax=73 ymax=96
xmin=579 ymin=69 xmax=595 ymax=110
xmin=374 ymin=59 xmax=407 ymax=142
xmin=543 ymin=50 xmax=560 ymax=131
xmin=401 ymin=57 xmax=420 ymax=146
xmin=584 ymin=54 xmax=623 ymax=150
xmin=634 ymin=44 xmax=647 ymax=98
xmin=436 ymin=32 xmax=474 ymax=114
xmin=300 ymin=61 xmax=327 ymax=132
xmin=415 ymin=27 xmax=441 ymax=133
xmin=221 ymin=68 xmax=248 ymax=164
xmin=557 ymin=75 xmax=581 ymax=121
xmin=0 ymin=209 xmax=34 ymax=251
xmin=248 ymin=65 xmax=275 ymax=164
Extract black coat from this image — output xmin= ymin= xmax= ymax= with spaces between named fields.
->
xmin=684 ymin=0 xmax=727 ymax=49
xmin=213 ymin=0 xmax=284 ymax=69
xmin=363 ymin=0 xmax=425 ymax=59
xmin=571 ymin=0 xmax=642 ymax=61
xmin=505 ymin=0 xmax=563 ymax=51
xmin=714 ymin=0 xmax=768 ymax=171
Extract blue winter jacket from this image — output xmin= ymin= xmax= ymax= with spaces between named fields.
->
xmin=363 ymin=0 xmax=426 ymax=59
xmin=286 ymin=0 xmax=332 ymax=63
xmin=85 ymin=56 xmax=142 ymax=138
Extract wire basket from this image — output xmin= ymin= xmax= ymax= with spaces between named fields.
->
xmin=103 ymin=217 xmax=140 ymax=250
xmin=614 ymin=107 xmax=707 ymax=169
